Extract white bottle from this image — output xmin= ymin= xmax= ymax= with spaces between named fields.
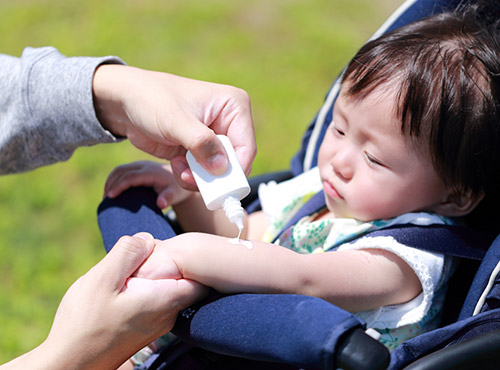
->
xmin=186 ymin=135 xmax=250 ymax=234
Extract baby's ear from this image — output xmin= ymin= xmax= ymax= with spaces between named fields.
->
xmin=433 ymin=190 xmax=484 ymax=217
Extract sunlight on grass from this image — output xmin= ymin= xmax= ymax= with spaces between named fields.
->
xmin=0 ymin=0 xmax=401 ymax=362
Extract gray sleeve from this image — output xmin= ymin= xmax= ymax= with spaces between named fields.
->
xmin=0 ymin=46 xmax=126 ymax=174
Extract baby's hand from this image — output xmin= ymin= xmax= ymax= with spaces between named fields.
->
xmin=104 ymin=161 xmax=192 ymax=209
xmin=134 ymin=239 xmax=182 ymax=280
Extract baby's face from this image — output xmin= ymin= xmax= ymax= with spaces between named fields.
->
xmin=317 ymin=84 xmax=450 ymax=221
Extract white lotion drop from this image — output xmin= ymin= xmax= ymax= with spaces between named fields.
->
xmin=229 ymin=236 xmax=253 ymax=250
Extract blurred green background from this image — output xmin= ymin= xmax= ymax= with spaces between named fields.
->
xmin=0 ymin=0 xmax=400 ymax=362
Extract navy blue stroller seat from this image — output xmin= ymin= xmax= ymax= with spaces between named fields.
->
xmin=97 ymin=0 xmax=500 ymax=368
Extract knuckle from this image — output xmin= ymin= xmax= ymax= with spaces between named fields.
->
xmin=229 ymin=86 xmax=251 ymax=106
xmin=188 ymin=131 xmax=216 ymax=153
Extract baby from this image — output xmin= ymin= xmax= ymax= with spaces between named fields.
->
xmin=106 ymin=3 xmax=500 ymax=364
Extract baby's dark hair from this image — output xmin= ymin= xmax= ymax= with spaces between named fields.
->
xmin=342 ymin=2 xmax=500 ymax=230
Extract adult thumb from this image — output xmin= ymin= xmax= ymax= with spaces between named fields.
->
xmin=96 ymin=233 xmax=155 ymax=291
xmin=182 ymin=124 xmax=229 ymax=176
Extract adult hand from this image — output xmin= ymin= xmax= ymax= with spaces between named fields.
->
xmin=93 ymin=65 xmax=257 ymax=190
xmin=1 ymin=233 xmax=206 ymax=370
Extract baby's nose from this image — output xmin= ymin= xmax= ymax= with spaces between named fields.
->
xmin=331 ymin=149 xmax=354 ymax=180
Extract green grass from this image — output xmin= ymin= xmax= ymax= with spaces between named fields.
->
xmin=0 ymin=0 xmax=400 ymax=362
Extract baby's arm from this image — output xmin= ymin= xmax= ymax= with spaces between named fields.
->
xmin=138 ymin=232 xmax=422 ymax=312
xmin=104 ymin=161 xmax=244 ymax=237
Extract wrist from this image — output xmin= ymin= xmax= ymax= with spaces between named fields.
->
xmin=36 ymin=329 xmax=134 ymax=370
xmin=167 ymin=233 xmax=203 ymax=277
xmin=92 ymin=64 xmax=132 ymax=138
xmin=1 ymin=340 xmax=72 ymax=370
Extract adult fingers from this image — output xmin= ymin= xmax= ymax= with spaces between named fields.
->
xmin=128 ymin=278 xmax=208 ymax=313
xmin=170 ymin=156 xmax=197 ymax=190
xmin=166 ymin=279 xmax=208 ymax=312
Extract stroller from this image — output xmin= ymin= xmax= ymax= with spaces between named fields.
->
xmin=98 ymin=0 xmax=500 ymax=368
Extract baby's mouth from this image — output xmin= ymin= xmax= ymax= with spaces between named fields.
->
xmin=323 ymin=180 xmax=343 ymax=200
